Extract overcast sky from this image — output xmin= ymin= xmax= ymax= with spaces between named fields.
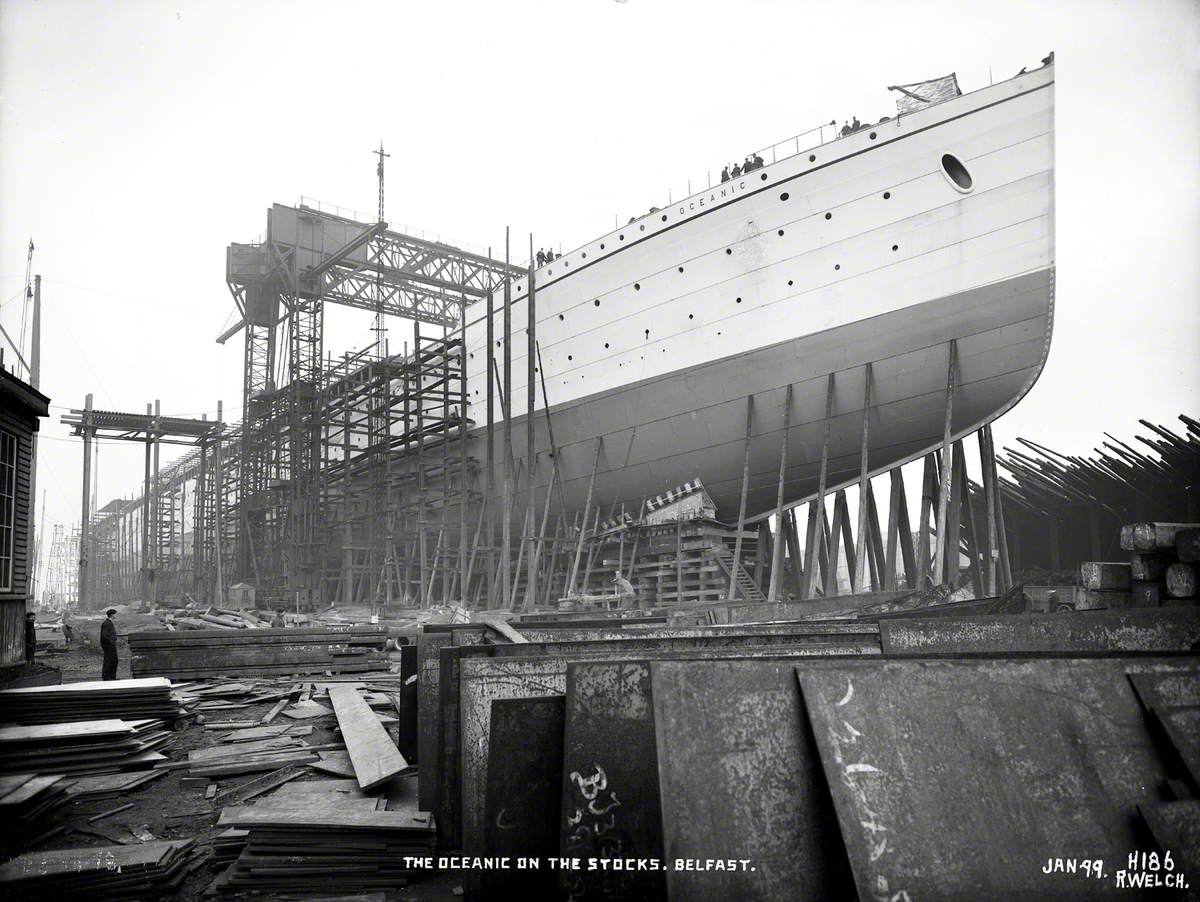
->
xmin=1 ymin=0 xmax=1197 ymax=539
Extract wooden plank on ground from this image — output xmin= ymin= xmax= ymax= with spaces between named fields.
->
xmin=327 ymin=686 xmax=410 ymax=791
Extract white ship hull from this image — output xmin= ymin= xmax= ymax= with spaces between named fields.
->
xmin=463 ymin=64 xmax=1055 ymax=521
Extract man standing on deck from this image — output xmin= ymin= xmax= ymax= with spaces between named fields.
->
xmin=101 ymin=608 xmax=119 ymax=680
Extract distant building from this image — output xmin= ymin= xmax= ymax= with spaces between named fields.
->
xmin=0 ymin=367 xmax=50 ymax=666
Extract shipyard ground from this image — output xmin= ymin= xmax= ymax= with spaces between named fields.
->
xmin=14 ymin=642 xmax=464 ymax=902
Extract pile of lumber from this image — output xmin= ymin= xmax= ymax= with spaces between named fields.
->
xmin=64 ymin=770 xmax=166 ymax=802
xmin=0 ymin=774 xmax=72 ymax=838
xmin=129 ymin=626 xmax=390 ymax=679
xmin=0 ymin=719 xmax=173 ymax=776
xmin=183 ymin=734 xmax=321 ymax=779
xmin=214 ymin=797 xmax=434 ymax=893
xmin=0 ymin=677 xmax=184 ymax=725
xmin=0 ymin=839 xmax=196 ymax=899
xmin=1079 ymin=522 xmax=1200 ymax=608
xmin=167 ymin=606 xmax=273 ymax=631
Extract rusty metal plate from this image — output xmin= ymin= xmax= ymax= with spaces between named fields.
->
xmin=879 ymin=608 xmax=1200 ymax=657
xmin=456 ymin=644 xmax=872 ymax=896
xmin=418 ymin=626 xmax=487 ymax=812
xmin=559 ymin=660 xmax=664 ymax=901
xmin=650 ymin=659 xmax=857 ymax=902
xmin=482 ymin=695 xmax=565 ymax=897
xmin=1129 ymin=669 xmax=1200 ymax=788
xmin=798 ymin=658 xmax=1194 ymax=900
xmin=1137 ymin=800 xmax=1200 ymax=877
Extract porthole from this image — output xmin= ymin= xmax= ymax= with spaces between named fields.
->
xmin=593 ymin=299 xmax=600 ymax=306
xmin=600 ymin=243 xmax=606 ymax=249
xmin=780 ymin=192 xmax=790 ymax=201
xmin=678 ymin=266 xmax=684 ymax=273
xmin=688 ymin=314 xmax=694 ymax=319
xmin=869 ymin=131 xmax=877 ymax=140
xmin=547 ymin=269 xmax=552 ymax=275
xmin=825 ymin=212 xmax=832 ymax=220
xmin=619 ymin=234 xmax=625 ymax=241
xmin=892 ymin=244 xmax=899 ymax=251
xmin=639 ymin=224 xmax=645 ymax=231
xmin=661 ymin=214 xmax=667 ymax=222
xmin=563 ymin=261 xmax=568 ymax=267
xmin=736 ymin=297 xmax=742 ymax=304
xmin=787 ymin=280 xmax=793 ymax=286
xmin=644 ymin=329 xmax=650 ymax=338
xmin=778 ymin=229 xmax=784 ymax=236
xmin=604 ymin=342 xmax=610 ymax=348
xmin=835 ymin=264 xmax=841 ymax=271
xmin=567 ymin=355 xmax=573 ymax=361
xmin=634 ymin=283 xmax=641 ymax=291
xmin=726 ymin=248 xmax=732 ymax=255
xmin=883 ymin=191 xmax=891 ymax=199
xmin=760 ymin=173 xmax=767 ymax=181
xmin=559 ymin=314 xmax=564 ymax=321
xmin=940 ymin=153 xmax=973 ymax=192
xmin=809 ymin=154 xmax=816 ymax=162
xmin=582 ymin=252 xmax=587 ymax=259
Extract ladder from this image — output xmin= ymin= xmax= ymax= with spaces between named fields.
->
xmin=709 ymin=541 xmax=768 ymax=603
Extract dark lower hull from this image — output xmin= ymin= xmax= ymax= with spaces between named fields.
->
xmin=468 ymin=266 xmax=1053 ymax=523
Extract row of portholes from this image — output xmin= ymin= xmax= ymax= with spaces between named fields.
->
xmin=536 ymin=132 xmax=905 ymax=285
xmin=542 ymin=156 xmax=784 ymax=276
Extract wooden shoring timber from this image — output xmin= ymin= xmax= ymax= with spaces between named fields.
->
xmin=754 ymin=522 xmax=770 ymax=590
xmin=500 ymin=229 xmax=513 ymax=611
xmin=580 ymin=507 xmax=603 ymax=595
xmin=525 ymin=237 xmax=537 ymax=608
xmin=568 ymin=438 xmax=603 ymax=596
xmin=729 ymin=396 xmax=754 ymax=601
xmin=816 ymin=501 xmax=832 ymax=594
xmin=933 ymin=340 xmax=958 ymax=585
xmin=957 ymin=445 xmax=984 ymax=598
xmin=784 ymin=508 xmax=804 ymax=599
xmin=852 ymin=364 xmax=873 ymax=594
xmin=865 ymin=481 xmax=885 ymax=593
xmin=978 ymin=426 xmax=998 ymax=595
xmin=917 ymin=452 xmax=939 ymax=588
xmin=802 ymin=374 xmax=836 ymax=600
xmin=768 ymin=384 xmax=795 ymax=603
xmin=944 ymin=440 xmax=965 ymax=586
xmin=523 ymin=457 xmax=559 ymax=613
xmin=508 ymin=497 xmax=534 ymax=610
xmin=883 ymin=469 xmax=903 ymax=592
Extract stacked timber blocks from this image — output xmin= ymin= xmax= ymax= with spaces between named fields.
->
xmin=1094 ymin=522 xmax=1200 ymax=607
xmin=128 ymin=626 xmax=389 ymax=679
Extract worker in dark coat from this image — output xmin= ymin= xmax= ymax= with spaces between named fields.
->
xmin=101 ymin=608 xmax=119 ymax=680
xmin=24 ymin=612 xmax=37 ymax=663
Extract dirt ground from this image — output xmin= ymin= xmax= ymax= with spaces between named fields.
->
xmin=16 ymin=641 xmax=464 ymax=901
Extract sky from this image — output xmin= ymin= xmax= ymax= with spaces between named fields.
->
xmin=1 ymin=0 xmax=1197 ymax=544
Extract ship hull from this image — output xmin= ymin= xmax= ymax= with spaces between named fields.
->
xmin=459 ymin=64 xmax=1055 ymax=525
xmin=468 ymin=265 xmax=1053 ymax=521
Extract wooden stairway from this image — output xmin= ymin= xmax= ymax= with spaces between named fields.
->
xmin=709 ymin=542 xmax=768 ymax=603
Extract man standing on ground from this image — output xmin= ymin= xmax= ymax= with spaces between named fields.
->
xmin=24 ymin=612 xmax=37 ymax=663
xmin=101 ymin=608 xmax=119 ymax=680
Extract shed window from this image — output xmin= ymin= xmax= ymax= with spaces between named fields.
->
xmin=0 ymin=430 xmax=16 ymax=592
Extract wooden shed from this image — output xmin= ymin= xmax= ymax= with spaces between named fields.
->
xmin=0 ymin=367 xmax=50 ymax=666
